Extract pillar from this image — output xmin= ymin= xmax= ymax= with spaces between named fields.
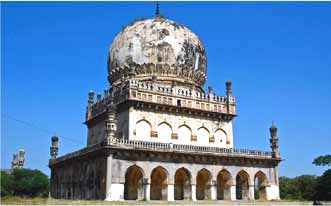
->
xmin=144 ymin=178 xmax=150 ymax=201
xmin=249 ymin=185 xmax=255 ymax=200
xmin=105 ymin=154 xmax=112 ymax=200
xmin=167 ymin=184 xmax=174 ymax=201
xmin=210 ymin=180 xmax=217 ymax=200
xmin=230 ymin=185 xmax=236 ymax=200
xmin=191 ymin=184 xmax=197 ymax=201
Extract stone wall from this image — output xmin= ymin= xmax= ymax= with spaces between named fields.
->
xmin=50 ymin=154 xmax=107 ymax=200
xmin=128 ymin=107 xmax=233 ymax=148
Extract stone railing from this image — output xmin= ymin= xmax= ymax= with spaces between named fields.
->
xmin=106 ymin=138 xmax=272 ymax=158
xmin=128 ymin=79 xmax=235 ymax=104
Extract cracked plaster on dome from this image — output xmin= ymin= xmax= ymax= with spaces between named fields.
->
xmin=108 ymin=18 xmax=207 ymax=86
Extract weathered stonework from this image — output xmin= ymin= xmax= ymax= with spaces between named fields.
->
xmin=49 ymin=11 xmax=281 ymax=202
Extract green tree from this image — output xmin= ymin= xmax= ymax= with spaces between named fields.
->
xmin=0 ymin=171 xmax=13 ymax=196
xmin=313 ymin=169 xmax=331 ymax=201
xmin=313 ymin=155 xmax=331 ymax=166
xmin=11 ymin=169 xmax=49 ymax=197
xmin=279 ymin=175 xmax=317 ymax=200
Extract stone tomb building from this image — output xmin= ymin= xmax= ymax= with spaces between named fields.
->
xmin=49 ymin=10 xmax=281 ymax=201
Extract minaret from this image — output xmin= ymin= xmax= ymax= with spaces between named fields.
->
xmin=18 ymin=148 xmax=25 ymax=168
xmin=225 ymin=80 xmax=232 ymax=114
xmin=50 ymin=134 xmax=59 ymax=159
xmin=269 ymin=121 xmax=280 ymax=158
xmin=86 ymin=90 xmax=94 ymax=120
xmin=11 ymin=152 xmax=19 ymax=169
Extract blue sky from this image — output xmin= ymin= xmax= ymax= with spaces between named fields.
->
xmin=1 ymin=2 xmax=331 ymax=177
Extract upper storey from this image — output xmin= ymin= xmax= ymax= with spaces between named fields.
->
xmin=108 ymin=16 xmax=207 ymax=89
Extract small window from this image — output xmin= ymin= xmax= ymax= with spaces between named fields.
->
xmin=177 ymin=99 xmax=182 ymax=107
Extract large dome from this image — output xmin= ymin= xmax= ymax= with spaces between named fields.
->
xmin=108 ymin=16 xmax=207 ymax=87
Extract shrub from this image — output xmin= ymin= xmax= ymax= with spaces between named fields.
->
xmin=2 ymin=169 xmax=49 ymax=198
xmin=1 ymin=171 xmax=14 ymax=196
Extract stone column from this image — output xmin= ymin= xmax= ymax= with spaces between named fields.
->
xmin=230 ymin=185 xmax=236 ymax=200
xmin=167 ymin=184 xmax=174 ymax=201
xmin=249 ymin=185 xmax=255 ymax=200
xmin=210 ymin=180 xmax=217 ymax=200
xmin=191 ymin=184 xmax=197 ymax=201
xmin=105 ymin=154 xmax=112 ymax=201
xmin=144 ymin=178 xmax=150 ymax=201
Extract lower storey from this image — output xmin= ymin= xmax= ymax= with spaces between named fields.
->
xmin=106 ymin=157 xmax=280 ymax=201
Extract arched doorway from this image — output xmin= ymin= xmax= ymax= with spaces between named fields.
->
xmin=254 ymin=171 xmax=267 ymax=200
xmin=196 ymin=169 xmax=212 ymax=200
xmin=124 ymin=165 xmax=144 ymax=200
xmin=150 ymin=166 xmax=168 ymax=200
xmin=236 ymin=170 xmax=250 ymax=200
xmin=217 ymin=169 xmax=232 ymax=200
xmin=174 ymin=168 xmax=191 ymax=200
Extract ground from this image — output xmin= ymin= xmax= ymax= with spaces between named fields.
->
xmin=1 ymin=197 xmax=330 ymax=205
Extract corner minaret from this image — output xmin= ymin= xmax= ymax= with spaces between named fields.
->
xmin=50 ymin=135 xmax=59 ymax=159
xmin=269 ymin=121 xmax=280 ymax=158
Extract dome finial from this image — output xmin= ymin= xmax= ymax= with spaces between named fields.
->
xmin=155 ymin=1 xmax=160 ymax=17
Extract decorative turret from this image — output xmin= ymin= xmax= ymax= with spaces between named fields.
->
xmin=50 ymin=135 xmax=59 ymax=159
xmin=225 ymin=80 xmax=232 ymax=97
xmin=105 ymin=106 xmax=117 ymax=139
xmin=269 ymin=121 xmax=280 ymax=158
xmin=86 ymin=90 xmax=95 ymax=120
xmin=226 ymin=81 xmax=232 ymax=113
xmin=155 ymin=1 xmax=161 ymax=18
xmin=88 ymin=90 xmax=94 ymax=105
xmin=18 ymin=148 xmax=25 ymax=168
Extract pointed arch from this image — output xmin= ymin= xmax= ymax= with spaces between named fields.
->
xmin=124 ymin=165 xmax=145 ymax=200
xmin=135 ymin=119 xmax=152 ymax=140
xmin=174 ymin=167 xmax=192 ymax=200
xmin=197 ymin=127 xmax=210 ymax=146
xmin=157 ymin=122 xmax=172 ymax=142
xmin=196 ymin=168 xmax=212 ymax=200
xmin=214 ymin=129 xmax=227 ymax=147
xmin=217 ymin=169 xmax=232 ymax=200
xmin=236 ymin=170 xmax=250 ymax=200
xmin=254 ymin=171 xmax=267 ymax=200
xmin=178 ymin=125 xmax=192 ymax=144
xmin=150 ymin=166 xmax=169 ymax=200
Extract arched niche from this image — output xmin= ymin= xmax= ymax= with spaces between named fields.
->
xmin=157 ymin=122 xmax=172 ymax=142
xmin=197 ymin=127 xmax=210 ymax=146
xmin=178 ymin=125 xmax=192 ymax=144
xmin=135 ymin=119 xmax=152 ymax=141
xmin=214 ymin=129 xmax=227 ymax=147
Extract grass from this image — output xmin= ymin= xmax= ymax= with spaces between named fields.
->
xmin=0 ymin=196 xmax=329 ymax=205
